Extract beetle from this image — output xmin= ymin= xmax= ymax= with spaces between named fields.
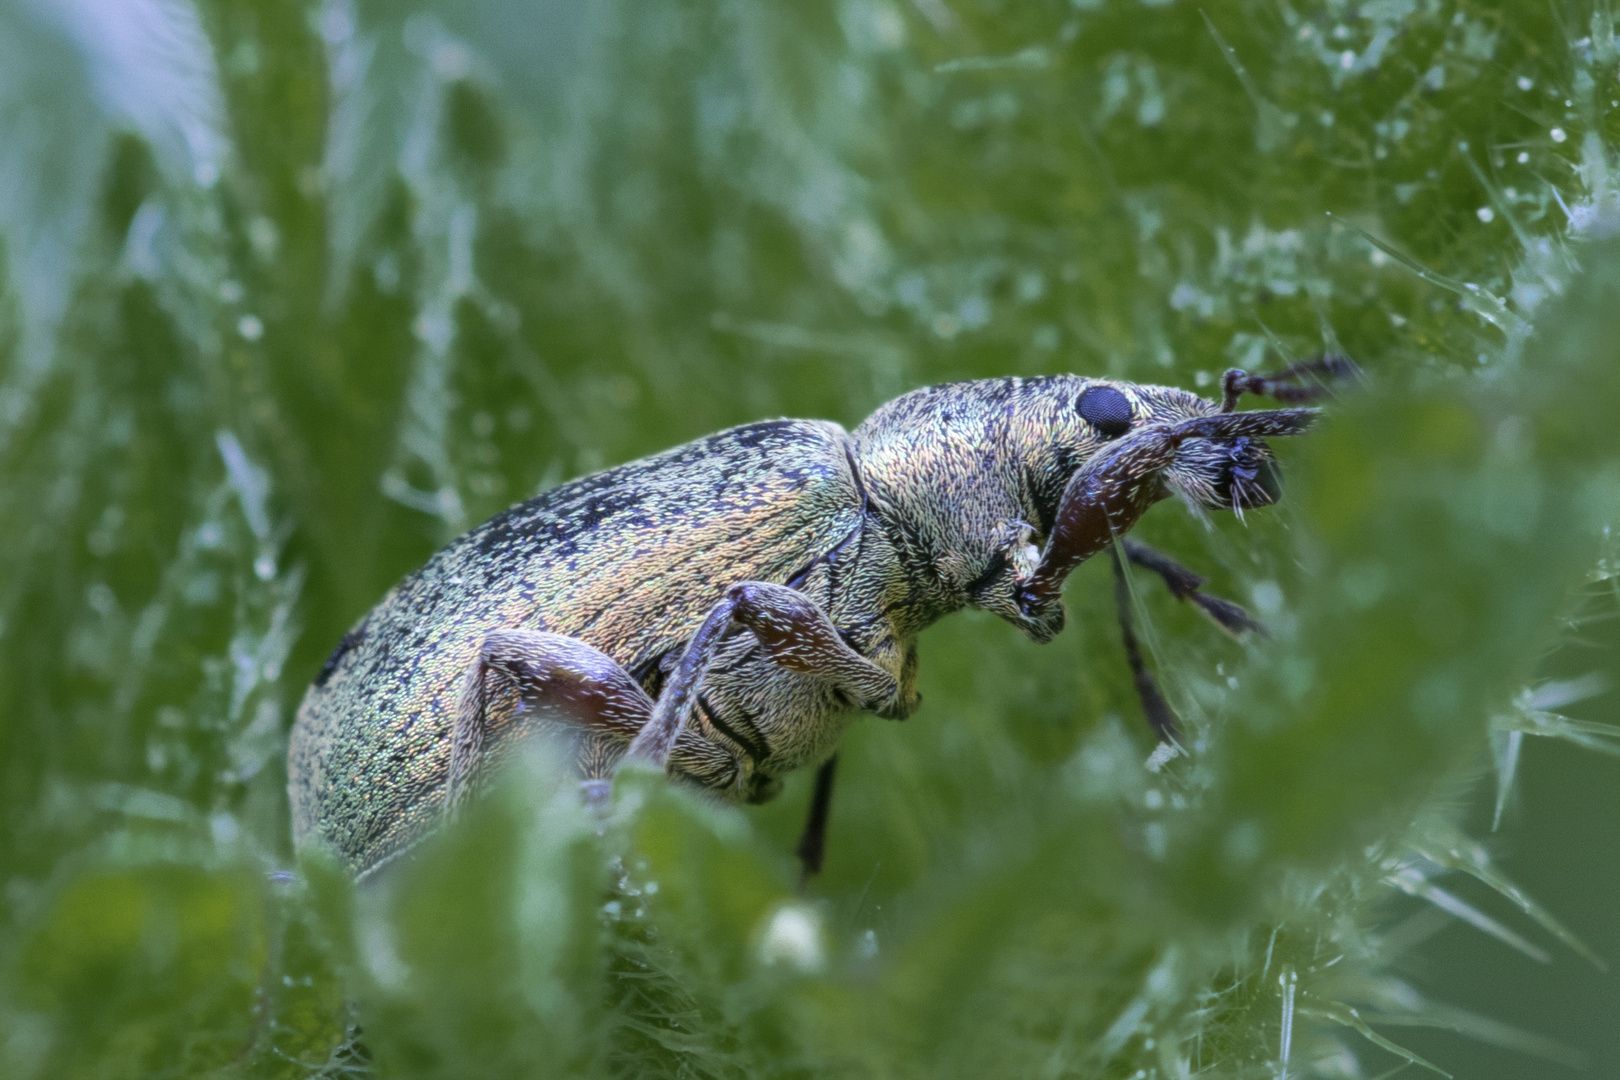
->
xmin=288 ymin=359 xmax=1348 ymax=881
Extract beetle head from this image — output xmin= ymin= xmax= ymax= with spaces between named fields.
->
xmin=852 ymin=376 xmax=1294 ymax=633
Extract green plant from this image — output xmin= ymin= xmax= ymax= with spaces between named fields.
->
xmin=1 ymin=2 xmax=1617 ymax=1077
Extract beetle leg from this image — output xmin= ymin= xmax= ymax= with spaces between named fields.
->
xmin=796 ymin=754 xmax=839 ymax=885
xmin=624 ymin=581 xmax=900 ymax=769
xmin=1220 ymin=355 xmax=1359 ymax=412
xmin=1011 ymin=426 xmax=1184 ymax=642
xmin=1111 ymin=546 xmax=1180 ymax=742
xmin=1121 ymin=539 xmax=1266 ymax=638
xmin=728 ymin=582 xmax=899 ymax=706
xmin=447 ymin=629 xmax=656 ymax=814
xmin=1015 ymin=408 xmax=1315 ymax=640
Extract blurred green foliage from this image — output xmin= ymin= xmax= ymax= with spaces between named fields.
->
xmin=1 ymin=0 xmax=1618 ymax=1077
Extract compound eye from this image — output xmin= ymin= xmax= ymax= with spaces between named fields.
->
xmin=1076 ymin=385 xmax=1133 ymax=438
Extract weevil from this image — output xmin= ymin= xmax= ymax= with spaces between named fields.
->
xmin=289 ymin=359 xmax=1350 ymax=880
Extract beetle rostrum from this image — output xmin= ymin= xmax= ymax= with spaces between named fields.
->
xmin=289 ymin=364 xmax=1342 ymax=881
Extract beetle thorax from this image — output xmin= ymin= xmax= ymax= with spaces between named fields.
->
xmin=850 ymin=377 xmax=1092 ymax=606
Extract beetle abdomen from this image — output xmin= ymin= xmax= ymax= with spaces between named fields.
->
xmin=290 ymin=418 xmax=864 ymax=875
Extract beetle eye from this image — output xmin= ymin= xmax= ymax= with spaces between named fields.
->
xmin=1076 ymin=385 xmax=1133 ymax=437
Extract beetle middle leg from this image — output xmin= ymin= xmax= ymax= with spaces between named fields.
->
xmin=624 ymin=581 xmax=899 ymax=767
xmin=620 ymin=581 xmax=897 ymax=882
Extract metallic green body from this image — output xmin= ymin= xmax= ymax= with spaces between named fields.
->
xmin=290 ymin=375 xmax=1229 ymax=877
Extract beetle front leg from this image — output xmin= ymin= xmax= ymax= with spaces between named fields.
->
xmin=1014 ymin=408 xmax=1316 ymax=642
xmin=1221 ymin=355 xmax=1359 ymax=411
xmin=1011 ymin=428 xmax=1184 ymax=641
xmin=623 ymin=581 xmax=899 ymax=769
xmin=1108 ymin=540 xmax=1266 ymax=743
xmin=1111 ymin=545 xmax=1180 ymax=742
xmin=1122 ymin=539 xmax=1264 ymax=637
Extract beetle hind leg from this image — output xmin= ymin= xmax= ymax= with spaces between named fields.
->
xmin=448 ymin=629 xmax=656 ymax=814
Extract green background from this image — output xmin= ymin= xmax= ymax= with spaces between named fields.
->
xmin=0 ymin=0 xmax=1617 ymax=1076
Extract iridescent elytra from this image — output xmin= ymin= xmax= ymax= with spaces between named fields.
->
xmin=289 ymin=362 xmax=1346 ymax=880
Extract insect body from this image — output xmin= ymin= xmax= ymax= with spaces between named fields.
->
xmin=289 ymin=367 xmax=1332 ymax=880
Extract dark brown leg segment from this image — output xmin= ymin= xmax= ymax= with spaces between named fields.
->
xmin=1121 ymin=539 xmax=1265 ymax=638
xmin=1015 ymin=408 xmax=1315 ymax=639
xmin=625 ymin=581 xmax=898 ymax=769
xmin=449 ymin=581 xmax=899 ymax=822
xmin=796 ymin=754 xmax=839 ymax=885
xmin=448 ymin=629 xmax=655 ymax=813
xmin=1110 ymin=547 xmax=1181 ymax=743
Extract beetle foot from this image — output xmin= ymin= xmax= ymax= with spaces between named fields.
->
xmin=742 ymin=771 xmax=783 ymax=804
xmin=1011 ymin=589 xmax=1067 ymax=644
xmin=872 ymin=685 xmax=921 ymax=720
xmin=1020 ymin=607 xmax=1066 ymax=645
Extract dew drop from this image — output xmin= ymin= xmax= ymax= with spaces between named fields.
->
xmin=758 ymin=903 xmax=825 ymax=972
xmin=1250 ymin=580 xmax=1284 ymax=615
